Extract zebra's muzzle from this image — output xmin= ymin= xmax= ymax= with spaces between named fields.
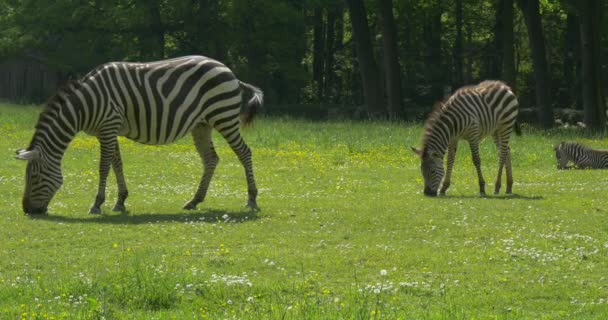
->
xmin=23 ymin=203 xmax=48 ymax=215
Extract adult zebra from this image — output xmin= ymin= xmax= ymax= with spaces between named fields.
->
xmin=15 ymin=56 xmax=263 ymax=215
xmin=554 ymin=141 xmax=608 ymax=169
xmin=411 ymin=80 xmax=520 ymax=196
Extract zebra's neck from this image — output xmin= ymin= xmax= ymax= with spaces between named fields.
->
xmin=29 ymin=86 xmax=85 ymax=163
xmin=422 ymin=111 xmax=460 ymax=158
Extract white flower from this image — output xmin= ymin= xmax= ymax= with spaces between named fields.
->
xmin=380 ymin=269 xmax=388 ymax=276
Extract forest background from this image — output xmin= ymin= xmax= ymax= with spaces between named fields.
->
xmin=0 ymin=0 xmax=606 ymax=128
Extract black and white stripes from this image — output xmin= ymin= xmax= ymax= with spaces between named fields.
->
xmin=16 ymin=55 xmax=263 ymax=214
xmin=554 ymin=141 xmax=608 ymax=169
xmin=412 ymin=80 xmax=520 ymax=196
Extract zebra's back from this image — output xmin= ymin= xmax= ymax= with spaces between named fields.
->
xmin=81 ymin=56 xmax=242 ymax=145
xmin=443 ymin=80 xmax=519 ymax=139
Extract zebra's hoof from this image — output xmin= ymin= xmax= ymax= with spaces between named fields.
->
xmin=183 ymin=202 xmax=197 ymax=210
xmin=89 ymin=207 xmax=102 ymax=215
xmin=112 ymin=204 xmax=126 ymax=213
xmin=246 ymin=201 xmax=260 ymax=212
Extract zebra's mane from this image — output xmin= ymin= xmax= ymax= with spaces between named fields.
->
xmin=44 ymin=80 xmax=83 ymax=108
xmin=420 ymin=99 xmax=453 ymax=154
xmin=36 ymin=80 xmax=84 ymax=129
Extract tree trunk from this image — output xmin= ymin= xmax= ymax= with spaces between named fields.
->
xmin=500 ymin=0 xmax=515 ymax=88
xmin=333 ymin=4 xmax=345 ymax=104
xmin=139 ymin=0 xmax=164 ymax=60
xmin=312 ymin=7 xmax=326 ymax=101
xmin=453 ymin=0 xmax=464 ymax=88
xmin=197 ymin=0 xmax=223 ymax=59
xmin=424 ymin=5 xmax=444 ymax=99
xmin=578 ymin=0 xmax=606 ymax=128
xmin=564 ymin=13 xmax=580 ymax=109
xmin=345 ymin=0 xmax=385 ymax=117
xmin=324 ymin=6 xmax=336 ymax=102
xmin=376 ymin=0 xmax=403 ymax=118
xmin=516 ymin=0 xmax=553 ymax=128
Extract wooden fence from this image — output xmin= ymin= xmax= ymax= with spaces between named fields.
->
xmin=0 ymin=58 xmax=67 ymax=103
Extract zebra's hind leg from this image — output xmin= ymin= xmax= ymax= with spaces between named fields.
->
xmin=90 ymin=134 xmax=119 ymax=214
xmin=111 ymin=143 xmax=129 ymax=212
xmin=183 ymin=124 xmax=219 ymax=210
xmin=505 ymin=146 xmax=513 ymax=194
xmin=493 ymin=135 xmax=504 ymax=194
xmin=220 ymin=126 xmax=258 ymax=211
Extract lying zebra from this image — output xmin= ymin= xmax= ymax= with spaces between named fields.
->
xmin=554 ymin=141 xmax=608 ymax=169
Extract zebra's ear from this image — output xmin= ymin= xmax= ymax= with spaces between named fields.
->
xmin=15 ymin=149 xmax=40 ymax=161
xmin=410 ymin=147 xmax=423 ymax=157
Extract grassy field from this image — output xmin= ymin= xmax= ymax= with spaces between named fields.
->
xmin=1 ymin=103 xmax=608 ymax=319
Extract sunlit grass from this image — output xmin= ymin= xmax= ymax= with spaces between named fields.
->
xmin=1 ymin=103 xmax=608 ymax=319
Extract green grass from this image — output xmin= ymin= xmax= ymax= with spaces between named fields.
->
xmin=1 ymin=103 xmax=608 ymax=319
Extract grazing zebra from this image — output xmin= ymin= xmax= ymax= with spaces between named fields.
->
xmin=15 ymin=55 xmax=263 ymax=215
xmin=554 ymin=141 xmax=608 ymax=169
xmin=411 ymin=80 xmax=520 ymax=196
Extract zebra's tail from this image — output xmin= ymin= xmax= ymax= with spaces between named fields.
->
xmin=239 ymin=81 xmax=264 ymax=126
xmin=514 ymin=121 xmax=522 ymax=136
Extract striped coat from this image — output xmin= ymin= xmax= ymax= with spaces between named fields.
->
xmin=16 ymin=56 xmax=263 ymax=215
xmin=554 ymin=141 xmax=608 ymax=169
xmin=412 ymin=80 xmax=520 ymax=196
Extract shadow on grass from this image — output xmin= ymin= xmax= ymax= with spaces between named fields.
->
xmin=437 ymin=193 xmax=544 ymax=200
xmin=28 ymin=209 xmax=260 ymax=225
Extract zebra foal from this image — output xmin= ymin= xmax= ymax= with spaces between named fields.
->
xmin=554 ymin=141 xmax=608 ymax=169
xmin=411 ymin=80 xmax=520 ymax=196
xmin=16 ymin=56 xmax=263 ymax=215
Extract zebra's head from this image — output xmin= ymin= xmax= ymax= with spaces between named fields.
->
xmin=411 ymin=147 xmax=444 ymax=197
xmin=15 ymin=148 xmax=63 ymax=215
xmin=553 ymin=142 xmax=568 ymax=169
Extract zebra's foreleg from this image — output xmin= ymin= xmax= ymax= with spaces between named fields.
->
xmin=111 ymin=143 xmax=129 ymax=212
xmin=184 ymin=124 xmax=219 ymax=210
xmin=440 ymin=142 xmax=458 ymax=195
xmin=90 ymin=135 xmax=118 ymax=214
xmin=469 ymin=141 xmax=486 ymax=195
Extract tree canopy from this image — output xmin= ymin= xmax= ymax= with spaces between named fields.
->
xmin=1 ymin=0 xmax=607 ymax=127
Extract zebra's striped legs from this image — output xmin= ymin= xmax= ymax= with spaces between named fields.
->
xmin=90 ymin=134 xmax=119 ymax=214
xmin=183 ymin=124 xmax=219 ymax=210
xmin=493 ymin=134 xmax=513 ymax=195
xmin=111 ymin=143 xmax=129 ymax=212
xmin=468 ymin=141 xmax=486 ymax=195
xmin=505 ymin=148 xmax=513 ymax=193
xmin=440 ymin=142 xmax=458 ymax=195
xmin=223 ymin=131 xmax=258 ymax=210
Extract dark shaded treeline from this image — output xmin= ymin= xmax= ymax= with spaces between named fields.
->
xmin=0 ymin=0 xmax=606 ymax=127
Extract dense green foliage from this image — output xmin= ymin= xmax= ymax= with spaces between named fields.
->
xmin=2 ymin=104 xmax=608 ymax=319
xmin=1 ymin=0 xmax=606 ymax=115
